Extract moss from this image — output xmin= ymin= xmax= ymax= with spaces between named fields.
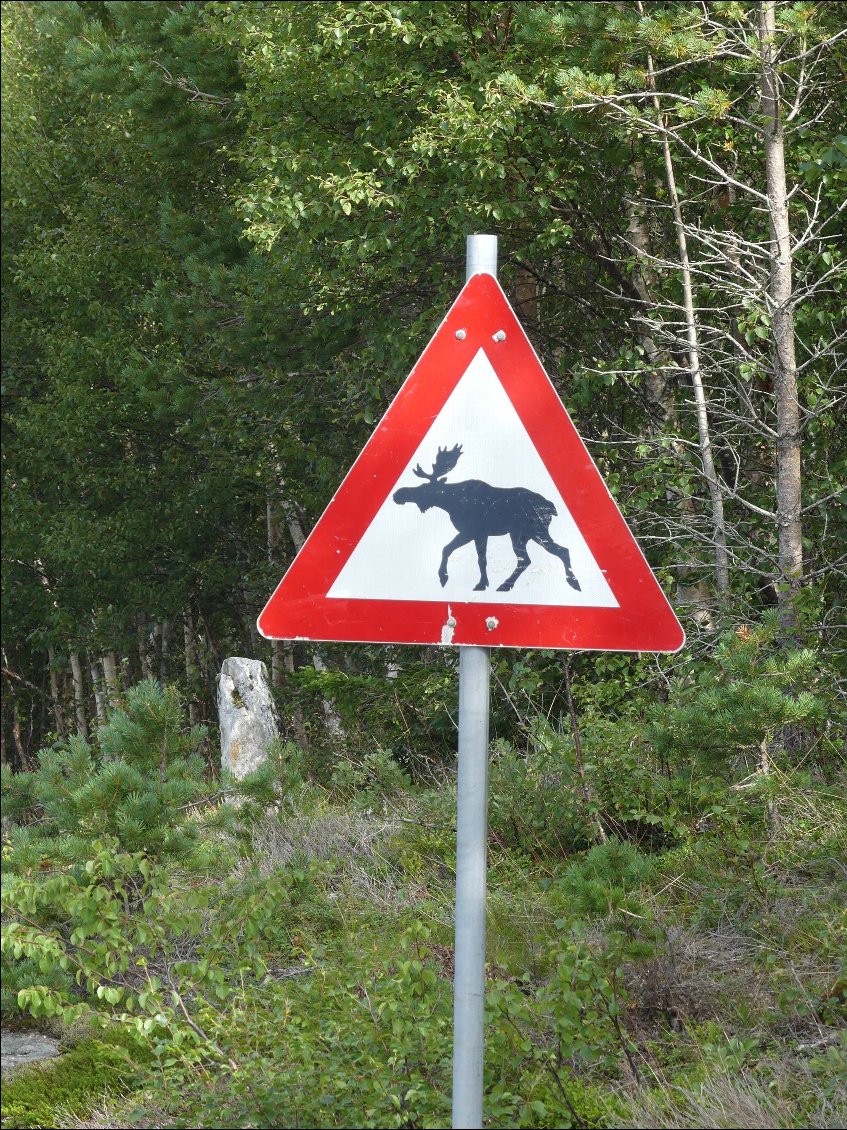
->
xmin=1 ymin=1030 xmax=143 ymax=1130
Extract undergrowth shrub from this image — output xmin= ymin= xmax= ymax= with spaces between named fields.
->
xmin=557 ymin=837 xmax=655 ymax=919
xmin=488 ymin=735 xmax=595 ymax=858
xmin=1 ymin=681 xmax=223 ymax=1018
xmin=295 ymin=661 xmax=458 ymax=776
xmin=486 ymin=930 xmax=639 ymax=1127
xmin=0 ymin=680 xmax=295 ymax=1022
xmin=330 ymin=747 xmax=413 ymax=804
xmin=647 ymin=622 xmax=838 ymax=776
xmin=1 ymin=679 xmax=211 ymax=863
xmin=3 ymin=839 xmax=315 ymax=1031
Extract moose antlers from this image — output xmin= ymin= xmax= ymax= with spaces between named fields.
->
xmin=413 ymin=444 xmax=463 ymax=483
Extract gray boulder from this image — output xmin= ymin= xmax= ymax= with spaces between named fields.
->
xmin=217 ymin=657 xmax=280 ymax=780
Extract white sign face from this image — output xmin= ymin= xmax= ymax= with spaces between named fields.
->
xmin=328 ymin=349 xmax=619 ymax=608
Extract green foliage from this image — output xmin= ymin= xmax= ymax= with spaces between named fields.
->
xmin=2 ymin=702 xmax=845 ymax=1126
xmin=2 ymin=680 xmax=211 ymax=864
xmin=297 ymin=660 xmax=459 ymax=775
xmin=648 ymin=622 xmax=838 ymax=774
xmin=1 ymin=680 xmax=233 ymax=1021
xmin=557 ymin=838 xmax=654 ymax=919
xmin=330 ymin=748 xmax=414 ymax=804
xmin=155 ymin=920 xmax=455 ymax=1130
xmin=3 ymin=837 xmax=312 ymax=1029
xmin=488 ymin=732 xmax=595 ymax=859
xmin=486 ymin=933 xmax=636 ymax=1127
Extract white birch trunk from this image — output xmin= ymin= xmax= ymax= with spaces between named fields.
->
xmin=624 ymin=160 xmax=679 ymax=431
xmin=658 ymin=126 xmax=730 ymax=595
xmin=47 ymin=646 xmax=66 ymax=737
xmin=89 ymin=653 xmax=107 ymax=724
xmin=69 ymin=651 xmax=89 ymax=740
xmin=758 ymin=0 xmax=804 ymax=634
xmin=102 ymin=651 xmax=120 ymax=705
xmin=640 ymin=10 xmax=730 ymax=596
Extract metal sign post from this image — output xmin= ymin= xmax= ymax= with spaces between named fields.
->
xmin=451 ymin=234 xmax=496 ymax=1130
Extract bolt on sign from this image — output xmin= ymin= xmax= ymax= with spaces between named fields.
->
xmin=258 ymin=272 xmax=684 ymax=653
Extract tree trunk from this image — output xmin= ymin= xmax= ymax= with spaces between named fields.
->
xmin=102 ymin=651 xmax=120 ymax=706
xmin=266 ymin=497 xmax=287 ymax=690
xmin=266 ymin=496 xmax=311 ymax=747
xmin=89 ymin=652 xmax=107 ymax=724
xmin=47 ymin=646 xmax=66 ymax=737
xmin=183 ymin=612 xmax=201 ymax=726
xmin=242 ymin=585 xmax=261 ymax=657
xmin=657 ymin=122 xmax=730 ymax=595
xmin=280 ymin=490 xmax=347 ymax=749
xmin=137 ymin=615 xmax=152 ymax=680
xmin=758 ymin=0 xmax=804 ymax=636
xmin=640 ymin=7 xmax=730 ymax=596
xmin=624 ymin=159 xmax=716 ymax=625
xmin=624 ymin=160 xmax=679 ymax=431
xmin=1 ymin=663 xmax=28 ymax=768
xmin=69 ymin=650 xmax=89 ymax=739
xmin=514 ymin=264 xmax=540 ymax=330
xmin=159 ymin=618 xmax=171 ymax=683
xmin=11 ymin=701 xmax=26 ymax=767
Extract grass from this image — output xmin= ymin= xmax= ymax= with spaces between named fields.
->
xmin=3 ymin=759 xmax=845 ymax=1128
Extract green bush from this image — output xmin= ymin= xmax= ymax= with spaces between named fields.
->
xmin=3 ymin=840 xmax=311 ymax=1030
xmin=330 ymin=747 xmax=414 ymax=804
xmin=557 ymin=837 xmax=655 ymax=919
xmin=1 ymin=679 xmax=211 ymax=864
xmin=486 ymin=932 xmax=638 ymax=1127
xmin=488 ymin=734 xmax=595 ymax=859
xmin=1 ymin=680 xmax=226 ymax=1021
xmin=648 ymin=623 xmax=836 ymax=775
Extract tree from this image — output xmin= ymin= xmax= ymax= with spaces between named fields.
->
xmin=502 ymin=0 xmax=845 ymax=634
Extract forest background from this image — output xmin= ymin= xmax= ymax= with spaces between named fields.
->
xmin=1 ymin=2 xmax=845 ymax=1129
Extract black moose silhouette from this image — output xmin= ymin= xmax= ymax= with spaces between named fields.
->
xmin=393 ymin=445 xmax=581 ymax=593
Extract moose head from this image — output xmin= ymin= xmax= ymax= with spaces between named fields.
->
xmin=393 ymin=445 xmax=463 ymax=512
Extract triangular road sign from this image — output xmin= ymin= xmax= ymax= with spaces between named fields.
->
xmin=258 ymin=273 xmax=684 ymax=652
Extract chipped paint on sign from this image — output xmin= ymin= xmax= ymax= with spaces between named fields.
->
xmin=441 ymin=607 xmax=457 ymax=644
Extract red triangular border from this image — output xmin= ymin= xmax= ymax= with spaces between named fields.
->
xmin=258 ymin=274 xmax=684 ymax=652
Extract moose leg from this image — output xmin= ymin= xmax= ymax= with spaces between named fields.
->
xmin=439 ymin=533 xmax=473 ymax=587
xmin=498 ymin=533 xmax=532 ymax=592
xmin=534 ymin=530 xmax=581 ymax=591
xmin=473 ymin=537 xmax=489 ymax=591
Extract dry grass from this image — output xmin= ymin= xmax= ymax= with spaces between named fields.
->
xmin=247 ymin=807 xmax=398 ymax=870
xmin=615 ymin=1063 xmax=847 ymax=1129
xmin=61 ymin=1100 xmax=164 ymax=1130
xmin=239 ymin=806 xmax=414 ymax=908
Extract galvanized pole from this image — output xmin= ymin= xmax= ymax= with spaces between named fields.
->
xmin=452 ymin=233 xmax=496 ymax=1130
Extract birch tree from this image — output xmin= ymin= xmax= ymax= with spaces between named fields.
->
xmin=508 ymin=0 xmax=845 ymax=633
